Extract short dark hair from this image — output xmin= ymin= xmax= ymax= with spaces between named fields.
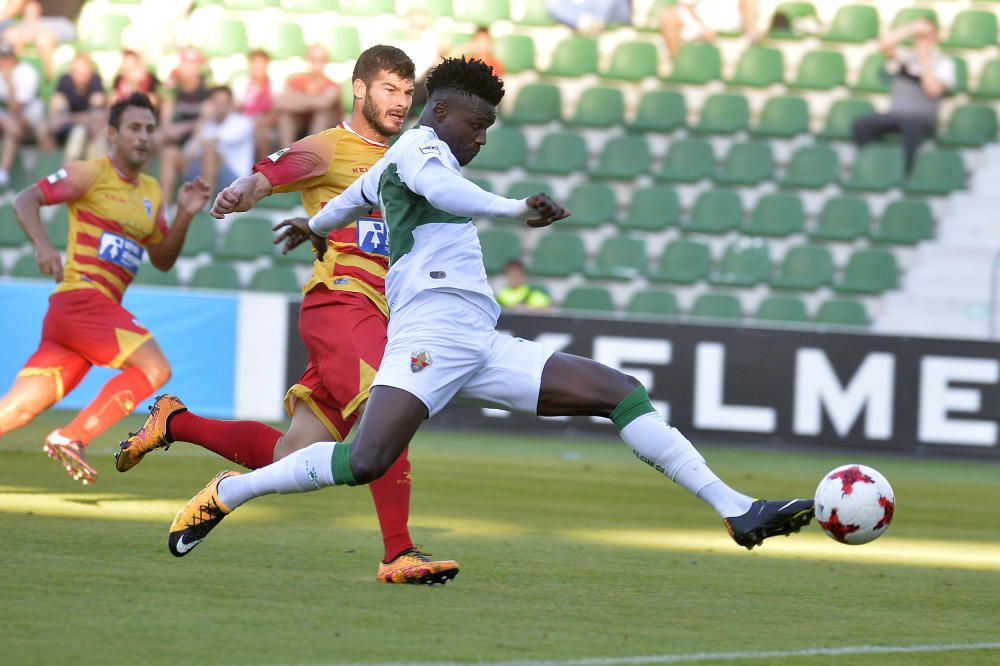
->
xmin=248 ymin=48 xmax=270 ymax=61
xmin=352 ymin=44 xmax=415 ymax=86
xmin=209 ymin=85 xmax=234 ymax=100
xmin=504 ymin=259 xmax=525 ymax=271
xmin=425 ymin=57 xmax=504 ymax=106
xmin=109 ymin=92 xmax=157 ymax=129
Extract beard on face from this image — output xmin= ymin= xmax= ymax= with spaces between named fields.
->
xmin=361 ymin=93 xmax=399 ymax=137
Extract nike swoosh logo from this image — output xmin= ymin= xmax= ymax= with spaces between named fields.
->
xmin=174 ymin=535 xmax=203 ymax=554
xmin=779 ymin=500 xmax=799 ymax=511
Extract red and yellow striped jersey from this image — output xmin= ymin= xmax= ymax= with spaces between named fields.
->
xmin=37 ymin=156 xmax=167 ymax=303
xmin=253 ymin=122 xmax=389 ymax=315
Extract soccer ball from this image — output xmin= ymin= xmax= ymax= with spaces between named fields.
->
xmin=814 ymin=464 xmax=895 ymax=545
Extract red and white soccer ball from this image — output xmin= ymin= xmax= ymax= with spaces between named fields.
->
xmin=814 ymin=464 xmax=895 ymax=545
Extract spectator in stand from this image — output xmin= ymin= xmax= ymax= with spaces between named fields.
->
xmin=159 ymin=47 xmax=210 ymax=206
xmin=112 ymin=49 xmax=159 ymax=105
xmin=546 ymin=0 xmax=633 ymax=36
xmin=659 ymin=0 xmax=760 ymax=56
xmin=48 ymin=51 xmax=106 ymax=163
xmin=1 ymin=1 xmax=75 ymax=79
xmin=0 ymin=40 xmax=52 ymax=188
xmin=852 ymin=18 xmax=955 ymax=175
xmin=496 ymin=260 xmax=552 ymax=311
xmin=232 ymin=49 xmax=275 ymax=160
xmin=273 ymin=44 xmax=339 ymax=148
xmin=181 ymin=86 xmax=253 ymax=198
xmin=450 ymin=27 xmax=504 ymax=78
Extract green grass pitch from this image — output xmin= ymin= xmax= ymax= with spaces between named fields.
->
xmin=2 ymin=410 xmax=999 ymax=665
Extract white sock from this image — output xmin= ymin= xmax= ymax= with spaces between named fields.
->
xmin=620 ymin=412 xmax=753 ymax=518
xmin=217 ymin=441 xmax=337 ymax=510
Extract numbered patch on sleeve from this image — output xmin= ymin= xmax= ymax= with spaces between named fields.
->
xmin=356 ymin=217 xmax=390 ymax=256
xmin=98 ymin=231 xmax=144 ymax=274
xmin=46 ymin=168 xmax=69 ymax=184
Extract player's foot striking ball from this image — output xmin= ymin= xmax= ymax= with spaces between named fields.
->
xmin=377 ymin=548 xmax=460 ymax=585
xmin=115 ymin=394 xmax=187 ymax=472
xmin=168 ymin=471 xmax=238 ymax=557
xmin=724 ymin=499 xmax=815 ymax=550
xmin=43 ymin=431 xmax=98 ymax=484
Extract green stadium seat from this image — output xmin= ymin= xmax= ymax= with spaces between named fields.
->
xmin=939 ymin=105 xmax=998 ymax=147
xmin=410 ymin=0 xmax=454 ymax=16
xmin=517 ymin=0 xmax=555 ymax=25
xmin=744 ymin=193 xmax=804 ymax=237
xmin=779 ymin=145 xmax=838 ymax=189
xmin=455 ymin=0 xmax=510 ymax=23
xmin=503 ymin=84 xmax=561 ymax=124
xmin=327 ymin=26 xmax=362 ymax=63
xmin=656 ymin=138 xmax=714 ymax=182
xmin=79 ymin=13 xmax=130 ymax=52
xmin=272 ymin=241 xmax=314 ymax=265
xmin=818 ymin=99 xmax=875 ymax=141
xmin=46 ymin=209 xmax=69 ymax=250
xmin=215 ymin=217 xmax=275 ymax=260
xmin=842 ymin=145 xmax=904 ymax=193
xmin=564 ymin=183 xmax=617 ymax=229
xmin=726 ymin=46 xmax=784 ymax=87
xmin=587 ymin=236 xmax=647 ymax=280
xmin=566 ymin=87 xmax=624 ymax=128
xmin=32 ymin=151 xmax=65 ymax=181
xmin=685 ymin=190 xmax=742 ymax=235
xmin=905 ymin=150 xmax=965 ymax=195
xmin=493 ymin=34 xmax=535 ymax=74
xmin=562 ymin=286 xmax=615 ymax=313
xmin=602 ymin=41 xmax=658 ymax=81
xmin=821 ymin=5 xmax=879 ymax=43
xmin=870 ymin=200 xmax=934 ymax=245
xmin=891 ymin=8 xmax=937 ymax=31
xmin=0 ymin=206 xmax=25 ymax=246
xmin=527 ymin=232 xmax=585 ymax=277
xmin=942 ymin=10 xmax=998 ymax=50
xmin=472 ymin=126 xmax=526 ymax=170
xmin=190 ymin=264 xmax=241 ymax=290
xmin=133 ymin=266 xmax=180 ymax=287
xmin=754 ymin=296 xmax=809 ymax=325
xmin=543 ymin=36 xmax=598 ymax=77
xmin=590 ymin=136 xmax=650 ymax=180
xmin=649 ymin=239 xmax=711 ymax=284
xmin=11 ymin=253 xmax=44 ymax=278
xmin=750 ymin=96 xmax=809 ymax=138
xmin=627 ymin=90 xmax=685 ymax=133
xmin=469 ymin=176 xmax=493 ymax=192
xmin=180 ymin=213 xmax=217 ymax=257
xmin=952 ymin=56 xmax=969 ymax=94
xmin=971 ymin=59 xmax=1000 ymax=100
xmin=525 ymin=131 xmax=587 ymax=175
xmin=262 ymin=23 xmax=307 ymax=60
xmin=709 ymin=242 xmax=770 ymax=288
xmin=224 ymin=0 xmax=280 ymax=8
xmin=256 ymin=191 xmax=301 ymax=210
xmin=788 ymin=50 xmax=846 ymax=90
xmin=769 ymin=2 xmax=816 ymax=39
xmin=771 ymin=245 xmax=834 ymax=291
xmin=338 ymin=0 xmax=395 ymax=15
xmin=620 ymin=186 xmax=679 ymax=232
xmin=693 ymin=93 xmax=750 ymax=135
xmin=505 ymin=179 xmax=553 ymax=203
xmin=282 ymin=0 xmax=337 ymax=11
xmin=690 ymin=293 xmax=742 ymax=320
xmin=816 ymin=298 xmax=870 ymax=327
xmin=479 ymin=229 xmax=521 ymax=275
xmin=810 ymin=196 xmax=871 ymax=242
xmin=665 ymin=42 xmax=721 ymax=84
xmin=849 ymin=53 xmax=890 ymax=93
xmin=714 ymin=142 xmax=775 ymax=186
xmin=196 ymin=19 xmax=249 ymax=58
xmin=626 ymin=289 xmax=679 ymax=319
xmin=836 ymin=249 xmax=898 ymax=294
xmin=248 ymin=266 xmax=300 ymax=293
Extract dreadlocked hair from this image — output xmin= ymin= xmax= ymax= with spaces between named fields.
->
xmin=425 ymin=57 xmax=504 ymax=106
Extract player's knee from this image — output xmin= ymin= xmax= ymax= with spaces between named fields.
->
xmin=139 ymin=362 xmax=171 ymax=390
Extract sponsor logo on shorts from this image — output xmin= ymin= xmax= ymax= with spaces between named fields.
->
xmin=356 ymin=217 xmax=389 ymax=256
xmin=98 ymin=231 xmax=144 ymax=274
xmin=410 ymin=350 xmax=432 ymax=373
xmin=267 ymin=147 xmax=290 ymax=162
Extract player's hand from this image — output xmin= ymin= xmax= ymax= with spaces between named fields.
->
xmin=210 ymin=182 xmax=245 ymax=219
xmin=35 ymin=243 xmax=63 ymax=282
xmin=273 ymin=217 xmax=327 ymax=260
xmin=177 ymin=176 xmax=212 ymax=218
xmin=524 ymin=193 xmax=571 ymax=228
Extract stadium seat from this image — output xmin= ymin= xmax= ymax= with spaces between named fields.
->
xmin=714 ymin=142 xmax=775 ymax=186
xmin=689 ymin=293 xmax=742 ymax=320
xmin=338 ymin=0 xmax=395 ymax=15
xmin=821 ymin=5 xmax=879 ymax=43
xmin=602 ymin=41 xmax=658 ymax=81
xmin=262 ymin=22 xmax=307 ymax=60
xmin=524 ymin=131 xmax=587 ymax=175
xmin=566 ymin=87 xmax=624 ymax=128
xmin=590 ymin=136 xmax=651 ymax=180
xmin=587 ymin=236 xmax=647 ymax=280
xmin=562 ymin=286 xmax=615 ymax=313
xmin=754 ymin=296 xmax=809 ymax=325
xmin=321 ymin=26 xmax=361 ymax=62
xmin=564 ymin=183 xmax=618 ymax=229
xmin=180 ymin=213 xmax=217 ymax=257
xmin=189 ymin=264 xmax=241 ymax=290
xmin=768 ymin=2 xmax=815 ymax=39
xmin=133 ymin=266 xmax=180 ymax=287
xmin=626 ymin=289 xmax=679 ymax=319
xmin=46 ymin=209 xmax=68 ymax=250
xmin=709 ymin=242 xmax=770 ymax=288
xmin=215 ymin=217 xmax=275 ymax=260
xmin=665 ymin=42 xmax=721 ymax=84
xmin=778 ymin=145 xmax=838 ymax=189
xmin=939 ymin=105 xmax=998 ymax=147
xmin=817 ymin=99 xmax=875 ymax=141
xmin=842 ymin=145 xmax=904 ymax=193
xmin=249 ymin=266 xmax=300 ymax=293
xmin=505 ymin=179 xmax=553 ymax=204
xmin=648 ymin=239 xmax=711 ymax=285
xmin=626 ymin=90 xmax=685 ymax=133
xmin=455 ymin=0 xmax=509 ymax=23
xmin=272 ymin=241 xmax=314 ymax=265
xmin=0 ymin=206 xmax=25 ymax=246
xmin=771 ymin=244 xmax=834 ymax=291
xmin=543 ymin=36 xmax=598 ymax=77
xmin=620 ymin=186 xmax=679 ymax=232
xmin=744 ymin=193 xmax=804 ymax=237
xmin=282 ymin=0 xmax=336 ymax=11
xmin=196 ymin=19 xmax=249 ymax=58
xmin=503 ymin=84 xmax=561 ymax=124
xmin=951 ymin=56 xmax=969 ymax=94
xmin=942 ymin=10 xmax=997 ymax=50
xmin=816 ymin=298 xmax=870 ymax=327
xmin=493 ymin=34 xmax=535 ymax=74
xmin=11 ymin=253 xmax=44 ymax=278
xmin=810 ymin=196 xmax=871 ymax=242
xmin=527 ymin=232 xmax=585 ymax=277
xmin=79 ymin=13 xmax=130 ymax=52
xmin=970 ymin=59 xmax=1000 ymax=100
xmin=685 ymin=189 xmax=742 ymax=234
xmin=656 ymin=138 xmax=714 ymax=182
xmin=870 ymin=200 xmax=934 ymax=245
xmin=726 ymin=46 xmax=784 ymax=87
xmin=479 ymin=229 xmax=521 ymax=275
xmin=693 ymin=93 xmax=749 ymax=135
xmin=750 ymin=96 xmax=809 ymax=138
xmin=891 ymin=7 xmax=937 ymax=31
xmin=849 ymin=53 xmax=890 ymax=94
xmin=256 ymin=191 xmax=301 ymax=210
xmin=788 ymin=50 xmax=846 ymax=90
xmin=224 ymin=0 xmax=280 ymax=7
xmin=905 ymin=150 xmax=965 ymax=195
xmin=836 ymin=249 xmax=898 ymax=294
xmin=473 ymin=126 xmax=527 ymax=170
xmin=517 ymin=0 xmax=556 ymax=25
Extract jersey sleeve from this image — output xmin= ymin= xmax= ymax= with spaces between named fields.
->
xmin=394 ymin=136 xmax=461 ymax=189
xmin=36 ymin=161 xmax=101 ymax=205
xmin=252 ymin=132 xmax=337 ymax=192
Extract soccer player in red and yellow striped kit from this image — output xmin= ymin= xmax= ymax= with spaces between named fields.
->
xmin=116 ymin=46 xmax=458 ymax=584
xmin=0 ymin=92 xmax=211 ymax=483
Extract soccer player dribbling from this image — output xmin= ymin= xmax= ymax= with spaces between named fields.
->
xmin=115 ymin=46 xmax=459 ymax=584
xmin=164 ymin=57 xmax=816 ymax=565
xmin=0 ymin=92 xmax=212 ymax=484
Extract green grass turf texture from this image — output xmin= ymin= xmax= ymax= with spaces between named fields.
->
xmin=1 ymin=410 xmax=999 ymax=666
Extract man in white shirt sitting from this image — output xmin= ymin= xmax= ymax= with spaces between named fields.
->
xmin=0 ymin=39 xmax=52 ymax=187
xmin=181 ymin=85 xmax=254 ymax=198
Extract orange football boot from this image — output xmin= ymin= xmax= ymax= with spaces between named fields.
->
xmin=115 ymin=394 xmax=187 ymax=472
xmin=376 ymin=548 xmax=460 ymax=585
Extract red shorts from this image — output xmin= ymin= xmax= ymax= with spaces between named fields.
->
xmin=284 ymin=286 xmax=388 ymax=440
xmin=18 ymin=288 xmax=153 ymax=400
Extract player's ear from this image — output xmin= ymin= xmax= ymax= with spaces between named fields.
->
xmin=432 ymin=99 xmax=448 ymax=121
xmin=352 ymin=78 xmax=367 ymax=104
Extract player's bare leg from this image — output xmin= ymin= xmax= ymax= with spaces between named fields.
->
xmin=0 ymin=375 xmax=63 ymax=438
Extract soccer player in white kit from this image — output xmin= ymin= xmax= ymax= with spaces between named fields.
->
xmin=166 ymin=58 xmax=814 ymax=560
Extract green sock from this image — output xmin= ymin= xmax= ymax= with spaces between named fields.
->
xmin=331 ymin=441 xmax=357 ymax=486
xmin=610 ymin=385 xmax=657 ymax=431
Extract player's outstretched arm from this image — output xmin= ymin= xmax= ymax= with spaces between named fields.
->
xmin=147 ymin=177 xmax=213 ymax=271
xmin=12 ymin=185 xmax=63 ymax=282
xmin=210 ymin=173 xmax=273 ymax=219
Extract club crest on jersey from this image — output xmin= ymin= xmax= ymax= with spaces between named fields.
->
xmin=410 ymin=350 xmax=432 ymax=373
xmin=357 ymin=217 xmax=389 ymax=256
xmin=46 ymin=168 xmax=68 ymax=184
xmin=267 ymin=147 xmax=290 ymax=162
xmin=143 ymin=197 xmax=153 ymax=220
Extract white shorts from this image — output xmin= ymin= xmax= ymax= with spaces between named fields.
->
xmin=373 ymin=290 xmax=554 ymax=418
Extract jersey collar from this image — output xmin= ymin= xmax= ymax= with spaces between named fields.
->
xmin=107 ymin=154 xmax=140 ymax=185
xmin=340 ymin=120 xmax=389 ymax=147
